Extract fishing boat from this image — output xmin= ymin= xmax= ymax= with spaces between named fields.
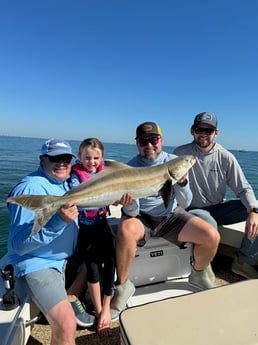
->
xmin=0 ymin=205 xmax=249 ymax=345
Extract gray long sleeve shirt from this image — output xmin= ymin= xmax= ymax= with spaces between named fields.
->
xmin=174 ymin=142 xmax=258 ymax=210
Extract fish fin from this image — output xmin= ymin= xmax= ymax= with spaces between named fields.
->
xmin=158 ymin=180 xmax=172 ymax=208
xmin=104 ymin=160 xmax=132 ymax=169
xmin=66 ymin=160 xmax=133 ymax=196
xmin=30 ymin=208 xmax=57 ymax=236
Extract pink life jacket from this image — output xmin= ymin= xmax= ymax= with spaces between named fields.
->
xmin=71 ymin=163 xmax=108 ymax=218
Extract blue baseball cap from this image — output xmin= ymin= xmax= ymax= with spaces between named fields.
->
xmin=41 ymin=138 xmax=75 ymax=156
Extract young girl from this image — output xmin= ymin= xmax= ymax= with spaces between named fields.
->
xmin=69 ymin=138 xmax=115 ymax=336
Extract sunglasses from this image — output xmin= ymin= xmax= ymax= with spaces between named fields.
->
xmin=46 ymin=154 xmax=73 ymax=163
xmin=138 ymin=136 xmax=161 ymax=147
xmin=194 ymin=127 xmax=215 ymax=135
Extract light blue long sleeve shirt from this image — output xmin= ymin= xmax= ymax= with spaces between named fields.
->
xmin=7 ymin=166 xmax=79 ymax=277
xmin=123 ymin=151 xmax=192 ymax=217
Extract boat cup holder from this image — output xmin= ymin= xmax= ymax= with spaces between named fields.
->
xmin=1 ymin=264 xmax=20 ymax=310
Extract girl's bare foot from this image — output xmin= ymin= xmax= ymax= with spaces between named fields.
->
xmin=97 ymin=308 xmax=111 ymax=336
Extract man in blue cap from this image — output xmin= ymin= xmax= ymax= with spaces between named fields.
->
xmin=7 ymin=138 xmax=95 ymax=345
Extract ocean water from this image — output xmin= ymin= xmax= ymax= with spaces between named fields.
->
xmin=0 ymin=135 xmax=258 ymax=258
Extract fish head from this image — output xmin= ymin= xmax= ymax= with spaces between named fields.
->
xmin=167 ymin=155 xmax=196 ymax=181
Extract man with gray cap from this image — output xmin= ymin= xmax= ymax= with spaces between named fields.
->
xmin=6 ymin=138 xmax=95 ymax=345
xmin=174 ymin=112 xmax=258 ymax=279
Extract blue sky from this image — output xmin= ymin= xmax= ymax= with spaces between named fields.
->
xmin=1 ymin=0 xmax=258 ymax=150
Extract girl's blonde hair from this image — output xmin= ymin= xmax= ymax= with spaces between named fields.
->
xmin=78 ymin=138 xmax=104 ymax=156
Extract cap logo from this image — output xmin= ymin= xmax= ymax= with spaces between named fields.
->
xmin=142 ymin=124 xmax=154 ymax=132
xmin=196 ymin=113 xmax=212 ymax=122
xmin=45 ymin=140 xmax=68 ymax=148
xmin=55 ymin=142 xmax=69 ymax=148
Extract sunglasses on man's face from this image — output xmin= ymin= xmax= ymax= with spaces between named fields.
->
xmin=194 ymin=127 xmax=215 ymax=135
xmin=46 ymin=154 xmax=73 ymax=163
xmin=138 ymin=136 xmax=161 ymax=147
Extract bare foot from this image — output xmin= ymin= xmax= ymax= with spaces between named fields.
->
xmin=97 ymin=308 xmax=111 ymax=336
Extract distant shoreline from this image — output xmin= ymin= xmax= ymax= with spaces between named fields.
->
xmin=1 ymin=135 xmax=257 ymax=152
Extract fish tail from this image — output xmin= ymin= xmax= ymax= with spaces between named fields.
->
xmin=6 ymin=194 xmax=60 ymax=210
xmin=6 ymin=194 xmax=62 ymax=236
xmin=30 ymin=207 xmax=58 ymax=236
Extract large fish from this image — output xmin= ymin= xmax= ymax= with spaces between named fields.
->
xmin=6 ymin=155 xmax=195 ymax=236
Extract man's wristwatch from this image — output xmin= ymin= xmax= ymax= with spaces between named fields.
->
xmin=249 ymin=207 xmax=258 ymax=214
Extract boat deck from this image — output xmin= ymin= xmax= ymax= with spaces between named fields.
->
xmin=0 ymin=205 xmax=249 ymax=345
xmin=26 ymin=254 xmax=245 ymax=345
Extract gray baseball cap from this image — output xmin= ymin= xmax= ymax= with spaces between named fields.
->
xmin=193 ymin=112 xmax=217 ymax=128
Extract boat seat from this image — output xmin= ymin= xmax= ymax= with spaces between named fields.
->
xmin=218 ymin=222 xmax=245 ymax=248
xmin=120 ymin=279 xmax=258 ymax=345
